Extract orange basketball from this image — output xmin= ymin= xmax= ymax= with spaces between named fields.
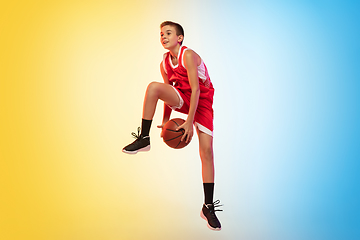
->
xmin=162 ymin=118 xmax=190 ymax=149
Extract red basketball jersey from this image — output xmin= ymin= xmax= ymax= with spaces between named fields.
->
xmin=162 ymin=46 xmax=214 ymax=135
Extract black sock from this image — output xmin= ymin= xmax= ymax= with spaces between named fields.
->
xmin=203 ymin=183 xmax=214 ymax=205
xmin=141 ymin=119 xmax=152 ymax=137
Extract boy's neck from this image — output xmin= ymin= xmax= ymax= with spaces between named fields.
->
xmin=169 ymin=44 xmax=181 ymax=59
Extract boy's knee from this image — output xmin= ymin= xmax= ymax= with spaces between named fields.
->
xmin=147 ymin=81 xmax=160 ymax=93
xmin=200 ymin=146 xmax=213 ymax=160
xmin=148 ymin=81 xmax=160 ymax=88
xmin=146 ymin=81 xmax=158 ymax=94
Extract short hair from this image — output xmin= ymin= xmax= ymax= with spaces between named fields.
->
xmin=160 ymin=21 xmax=184 ymax=45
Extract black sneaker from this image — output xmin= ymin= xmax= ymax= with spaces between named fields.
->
xmin=122 ymin=127 xmax=150 ymax=154
xmin=200 ymin=200 xmax=222 ymax=231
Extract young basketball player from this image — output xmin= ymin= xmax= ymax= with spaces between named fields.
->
xmin=122 ymin=21 xmax=222 ymax=231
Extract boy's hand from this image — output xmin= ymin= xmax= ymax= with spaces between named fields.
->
xmin=176 ymin=121 xmax=193 ymax=143
xmin=157 ymin=123 xmax=166 ymax=138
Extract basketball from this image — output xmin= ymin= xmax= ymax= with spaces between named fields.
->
xmin=162 ymin=118 xmax=190 ymax=149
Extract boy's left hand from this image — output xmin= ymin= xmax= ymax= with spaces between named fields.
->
xmin=176 ymin=121 xmax=193 ymax=143
xmin=157 ymin=123 xmax=166 ymax=138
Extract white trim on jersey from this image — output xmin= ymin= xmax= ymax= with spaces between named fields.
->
xmin=197 ymin=60 xmax=207 ymax=80
xmin=162 ymin=53 xmax=167 ymax=74
xmin=181 ymin=48 xmax=188 ymax=69
xmin=169 ymin=45 xmax=184 ymax=69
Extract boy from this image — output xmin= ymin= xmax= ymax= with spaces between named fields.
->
xmin=122 ymin=21 xmax=222 ymax=231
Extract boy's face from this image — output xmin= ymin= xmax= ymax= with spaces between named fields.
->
xmin=160 ymin=25 xmax=183 ymax=50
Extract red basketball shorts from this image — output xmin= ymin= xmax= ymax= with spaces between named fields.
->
xmin=167 ymin=85 xmax=214 ymax=136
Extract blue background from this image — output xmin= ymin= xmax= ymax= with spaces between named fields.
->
xmin=206 ymin=0 xmax=360 ymax=239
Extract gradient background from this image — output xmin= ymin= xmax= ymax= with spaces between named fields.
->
xmin=1 ymin=0 xmax=359 ymax=239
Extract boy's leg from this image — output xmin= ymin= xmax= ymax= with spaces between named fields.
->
xmin=142 ymin=82 xmax=180 ymax=120
xmin=122 ymin=82 xmax=180 ymax=154
xmin=197 ymin=128 xmax=222 ymax=231
xmin=197 ymin=128 xmax=214 ymax=183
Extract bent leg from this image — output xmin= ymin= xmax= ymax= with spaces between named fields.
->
xmin=123 ymin=82 xmax=178 ymax=154
xmin=142 ymin=82 xmax=180 ymax=120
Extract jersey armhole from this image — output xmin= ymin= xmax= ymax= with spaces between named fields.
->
xmin=182 ymin=48 xmax=203 ymax=74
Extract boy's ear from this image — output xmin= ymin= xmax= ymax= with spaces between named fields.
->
xmin=178 ymin=35 xmax=184 ymax=43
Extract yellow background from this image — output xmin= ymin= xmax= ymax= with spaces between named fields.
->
xmin=1 ymin=1 xmax=216 ymax=239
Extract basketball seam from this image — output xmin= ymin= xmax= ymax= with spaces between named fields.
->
xmin=171 ymin=119 xmax=180 ymax=127
xmin=164 ymin=134 xmax=183 ymax=142
xmin=175 ymin=139 xmax=182 ymax=148
xmin=165 ymin=128 xmax=182 ymax=133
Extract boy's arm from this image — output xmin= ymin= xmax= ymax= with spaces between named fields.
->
xmin=178 ymin=50 xmax=200 ymax=142
xmin=158 ymin=63 xmax=172 ymax=135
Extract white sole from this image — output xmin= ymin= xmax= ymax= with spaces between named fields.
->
xmin=200 ymin=209 xmax=221 ymax=231
xmin=122 ymin=145 xmax=150 ymax=154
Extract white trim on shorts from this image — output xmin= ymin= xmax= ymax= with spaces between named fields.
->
xmin=167 ymin=85 xmax=184 ymax=110
xmin=195 ymin=122 xmax=213 ymax=137
xmin=167 ymin=86 xmax=213 ymax=137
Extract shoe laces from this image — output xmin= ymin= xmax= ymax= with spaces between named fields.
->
xmin=206 ymin=200 xmax=223 ymax=215
xmin=131 ymin=127 xmax=149 ymax=141
xmin=131 ymin=127 xmax=141 ymax=139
